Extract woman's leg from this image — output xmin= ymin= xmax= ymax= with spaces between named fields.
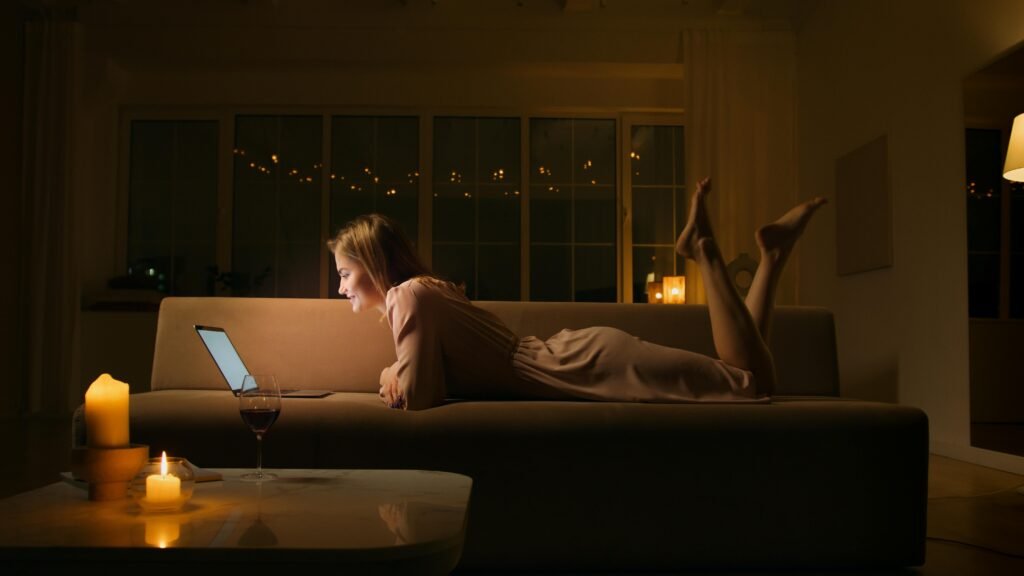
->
xmin=676 ymin=178 xmax=776 ymax=394
xmin=745 ymin=197 xmax=828 ymax=340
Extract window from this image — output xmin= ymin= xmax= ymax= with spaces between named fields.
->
xmin=530 ymin=118 xmax=617 ymax=302
xmin=432 ymin=117 xmax=521 ymax=300
xmin=965 ymin=128 xmax=1024 ymax=319
xmin=628 ymin=124 xmax=686 ymax=303
xmin=232 ymin=115 xmax=323 ymax=298
xmin=126 ymin=120 xmax=218 ymax=295
xmin=330 ymin=116 xmax=419 ymax=299
xmin=125 ymin=111 xmax=680 ymax=303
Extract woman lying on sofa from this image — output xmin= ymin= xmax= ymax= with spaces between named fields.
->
xmin=328 ymin=178 xmax=826 ymax=410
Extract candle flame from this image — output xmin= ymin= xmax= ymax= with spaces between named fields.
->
xmin=160 ymin=451 xmax=168 ymax=476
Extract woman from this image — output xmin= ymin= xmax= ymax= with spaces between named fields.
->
xmin=329 ymin=178 xmax=826 ymax=410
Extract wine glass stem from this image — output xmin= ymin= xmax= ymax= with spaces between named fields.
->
xmin=256 ymin=433 xmax=263 ymax=478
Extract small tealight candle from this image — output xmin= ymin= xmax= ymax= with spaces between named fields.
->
xmin=145 ymin=451 xmax=181 ymax=504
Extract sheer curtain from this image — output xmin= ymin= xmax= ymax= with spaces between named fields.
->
xmin=20 ymin=19 xmax=80 ymax=415
xmin=683 ymin=27 xmax=798 ymax=305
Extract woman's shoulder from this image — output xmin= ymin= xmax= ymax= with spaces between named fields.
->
xmin=386 ymin=276 xmax=465 ymax=308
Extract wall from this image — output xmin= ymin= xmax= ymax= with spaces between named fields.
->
xmin=797 ymin=0 xmax=1024 ymax=473
xmin=2 ymin=2 xmax=27 ymax=417
xmin=73 ymin=3 xmax=707 ymax=302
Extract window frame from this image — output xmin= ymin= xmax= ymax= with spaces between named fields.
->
xmin=620 ymin=113 xmax=686 ymax=303
xmin=119 ymin=107 xmax=686 ymax=302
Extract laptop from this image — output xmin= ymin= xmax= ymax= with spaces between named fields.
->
xmin=194 ymin=325 xmax=332 ymax=398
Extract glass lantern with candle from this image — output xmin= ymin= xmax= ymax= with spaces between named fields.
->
xmin=130 ymin=451 xmax=195 ymax=512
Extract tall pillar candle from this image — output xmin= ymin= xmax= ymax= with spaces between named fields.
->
xmin=85 ymin=373 xmax=130 ymax=447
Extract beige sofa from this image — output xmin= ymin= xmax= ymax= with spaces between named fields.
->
xmin=75 ymin=297 xmax=927 ymax=570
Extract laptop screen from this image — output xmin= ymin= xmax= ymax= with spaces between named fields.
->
xmin=195 ymin=326 xmax=249 ymax=393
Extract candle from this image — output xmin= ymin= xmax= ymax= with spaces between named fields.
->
xmin=84 ymin=373 xmax=130 ymax=448
xmin=146 ymin=452 xmax=181 ymax=504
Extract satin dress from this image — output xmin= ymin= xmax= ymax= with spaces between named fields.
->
xmin=381 ymin=278 xmax=765 ymax=410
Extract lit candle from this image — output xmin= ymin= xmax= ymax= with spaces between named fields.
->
xmin=84 ymin=373 xmax=130 ymax=448
xmin=146 ymin=452 xmax=181 ymax=504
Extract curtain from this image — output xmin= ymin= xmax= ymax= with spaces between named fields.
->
xmin=20 ymin=19 xmax=80 ymax=415
xmin=683 ymin=28 xmax=799 ymax=305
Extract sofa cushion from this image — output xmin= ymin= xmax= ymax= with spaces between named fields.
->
xmin=151 ymin=297 xmax=838 ymax=396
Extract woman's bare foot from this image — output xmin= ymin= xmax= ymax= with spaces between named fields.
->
xmin=675 ymin=177 xmax=715 ymax=259
xmin=755 ymin=197 xmax=827 ymax=263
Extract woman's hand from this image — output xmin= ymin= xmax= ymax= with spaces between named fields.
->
xmin=379 ymin=365 xmax=407 ymax=409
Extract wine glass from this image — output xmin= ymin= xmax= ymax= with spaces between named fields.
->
xmin=239 ymin=374 xmax=281 ymax=481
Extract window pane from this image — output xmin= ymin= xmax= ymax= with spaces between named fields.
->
xmin=530 ymin=119 xmax=571 ymax=184
xmin=234 ymin=115 xmax=322 ymax=298
xmin=574 ymin=119 xmax=615 ymax=186
xmin=330 ymin=115 xmax=418 ymax=234
xmin=968 ymin=253 xmax=1000 ymax=318
xmin=434 ymin=117 xmax=477 ymax=184
xmin=480 ymin=118 xmax=520 ymax=186
xmin=530 ymin=184 xmax=570 ymax=243
xmin=965 ymin=129 xmax=1002 ymax=252
xmin=433 ymin=184 xmax=476 ymax=243
xmin=478 ymin=244 xmax=520 ymax=301
xmin=128 ymin=120 xmax=217 ymax=296
xmin=632 ymin=246 xmax=675 ymax=303
xmin=433 ymin=117 xmax=520 ymax=300
xmin=1012 ymin=182 xmax=1024 ymax=252
xmin=479 ymin=185 xmax=521 ymax=243
xmin=629 ymin=124 xmax=685 ymax=305
xmin=630 ymin=125 xmax=677 ymax=186
xmin=575 ymin=245 xmax=616 ymax=302
xmin=575 ymin=186 xmax=615 ymax=243
xmin=530 ymin=118 xmax=617 ymax=301
xmin=329 ymin=116 xmax=419 ymax=298
xmin=433 ymin=243 xmax=475 ymax=296
xmin=632 ymin=187 xmax=675 ymax=245
xmin=530 ymin=245 xmax=572 ymax=302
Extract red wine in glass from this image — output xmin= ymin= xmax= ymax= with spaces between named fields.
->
xmin=239 ymin=374 xmax=281 ymax=481
xmin=240 ymin=408 xmax=280 ymax=435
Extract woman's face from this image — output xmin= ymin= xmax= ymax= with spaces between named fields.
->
xmin=335 ymin=253 xmax=385 ymax=313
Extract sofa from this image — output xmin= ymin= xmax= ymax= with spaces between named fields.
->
xmin=74 ymin=297 xmax=928 ymax=571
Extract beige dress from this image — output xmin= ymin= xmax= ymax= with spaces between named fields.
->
xmin=383 ymin=278 xmax=764 ymax=410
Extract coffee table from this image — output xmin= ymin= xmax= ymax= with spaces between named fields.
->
xmin=0 ymin=468 xmax=472 ymax=574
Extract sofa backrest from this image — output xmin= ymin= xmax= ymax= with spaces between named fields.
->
xmin=151 ymin=297 xmax=838 ymax=396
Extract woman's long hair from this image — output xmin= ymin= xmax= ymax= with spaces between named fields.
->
xmin=327 ymin=214 xmax=444 ymax=299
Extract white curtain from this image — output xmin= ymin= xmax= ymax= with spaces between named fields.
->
xmin=21 ymin=19 xmax=80 ymax=415
xmin=683 ymin=27 xmax=799 ymax=305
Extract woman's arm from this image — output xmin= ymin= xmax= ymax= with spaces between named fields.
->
xmin=385 ymin=282 xmax=446 ymax=410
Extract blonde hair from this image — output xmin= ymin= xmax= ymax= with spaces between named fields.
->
xmin=327 ymin=214 xmax=453 ymax=299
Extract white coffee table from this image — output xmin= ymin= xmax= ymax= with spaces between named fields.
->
xmin=0 ymin=468 xmax=472 ymax=574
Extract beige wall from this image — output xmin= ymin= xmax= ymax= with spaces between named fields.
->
xmin=797 ymin=0 xmax=1024 ymax=473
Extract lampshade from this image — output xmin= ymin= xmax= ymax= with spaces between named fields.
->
xmin=1004 ymin=113 xmax=1024 ymax=182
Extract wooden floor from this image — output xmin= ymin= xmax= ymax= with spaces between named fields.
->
xmin=4 ymin=416 xmax=1023 ymax=575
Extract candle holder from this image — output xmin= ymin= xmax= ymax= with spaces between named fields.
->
xmin=130 ymin=456 xmax=195 ymax=512
xmin=70 ymin=444 xmax=150 ymax=501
